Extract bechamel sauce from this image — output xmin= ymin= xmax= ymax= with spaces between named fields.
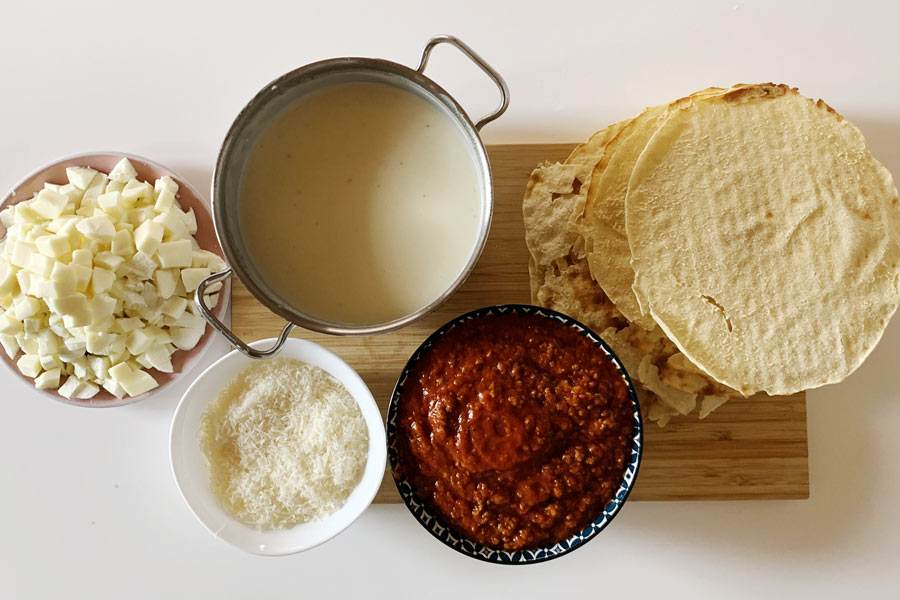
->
xmin=239 ymin=81 xmax=482 ymax=325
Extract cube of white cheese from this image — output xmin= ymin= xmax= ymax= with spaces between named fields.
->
xmin=15 ymin=331 xmax=38 ymax=354
xmin=90 ymin=267 xmax=116 ymax=295
xmin=122 ymin=180 xmax=154 ymax=204
xmin=58 ymin=346 xmax=85 ymax=363
xmin=111 ymin=229 xmax=134 ymax=256
xmin=140 ymin=344 xmax=174 ymax=373
xmin=160 ymin=296 xmax=187 ymax=319
xmin=93 ymin=251 xmax=124 ymax=271
xmin=154 ymin=175 xmax=178 ymax=197
xmin=170 ymin=315 xmax=206 ymax=350
xmin=82 ymin=172 xmax=108 ymax=203
xmin=153 ymin=268 xmax=178 ymax=299
xmin=39 ymin=353 xmax=61 ymax=370
xmin=13 ymin=295 xmax=42 ymax=320
xmin=108 ymin=158 xmax=138 ymax=183
xmin=70 ymin=356 xmax=90 ymax=380
xmin=124 ymin=368 xmax=158 ymax=396
xmin=15 ymin=270 xmax=31 ymax=297
xmin=181 ymin=208 xmax=198 ymax=235
xmin=0 ymin=333 xmax=20 ymax=358
xmin=34 ymin=368 xmax=61 ymax=390
xmin=23 ymin=316 xmax=44 ymax=333
xmin=70 ymin=248 xmax=93 ymax=268
xmin=0 ymin=312 xmax=23 ymax=335
xmin=180 ymin=267 xmax=210 ymax=293
xmin=152 ymin=209 xmax=189 ymax=241
xmin=156 ymin=240 xmax=192 ymax=268
xmin=101 ymin=378 xmax=126 ymax=398
xmin=71 ymin=264 xmax=93 ymax=293
xmin=14 ymin=202 xmax=43 ymax=224
xmin=30 ymin=189 xmax=69 ymax=220
xmin=57 ymin=184 xmax=84 ymax=205
xmin=98 ymin=191 xmax=127 ymax=219
xmin=9 ymin=240 xmax=34 ymax=269
xmin=125 ymin=328 xmax=154 ymax=355
xmin=154 ymin=188 xmax=176 ymax=212
xmin=46 ymin=214 xmax=78 ymax=235
xmin=107 ymin=361 xmax=158 ymax=396
xmin=35 ymin=234 xmax=71 ymax=259
xmin=76 ymin=215 xmax=116 ymax=243
xmin=134 ymin=220 xmax=164 ymax=255
xmin=86 ymin=330 xmax=119 ymax=355
xmin=73 ymin=380 xmax=100 ymax=399
xmin=49 ymin=262 xmax=77 ymax=294
xmin=16 ymin=354 xmax=42 ymax=378
xmin=114 ymin=317 xmax=143 ymax=333
xmin=58 ymin=375 xmax=86 ymax=398
xmin=36 ymin=329 xmax=59 ymax=355
xmin=89 ymin=293 xmax=117 ymax=324
xmin=0 ymin=261 xmax=17 ymax=296
xmin=49 ymin=293 xmax=91 ymax=327
xmin=27 ymin=253 xmax=55 ymax=279
xmin=87 ymin=356 xmax=111 ymax=380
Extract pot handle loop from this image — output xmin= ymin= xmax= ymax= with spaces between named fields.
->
xmin=416 ymin=35 xmax=509 ymax=131
xmin=196 ymin=268 xmax=296 ymax=359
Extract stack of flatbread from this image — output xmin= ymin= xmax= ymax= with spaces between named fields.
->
xmin=524 ymin=83 xmax=900 ymax=426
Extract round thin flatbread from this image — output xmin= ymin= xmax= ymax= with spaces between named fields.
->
xmin=626 ymin=83 xmax=900 ymax=396
xmin=582 ymin=88 xmax=731 ymax=329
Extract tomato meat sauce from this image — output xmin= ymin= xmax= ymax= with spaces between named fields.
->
xmin=394 ymin=311 xmax=634 ymax=551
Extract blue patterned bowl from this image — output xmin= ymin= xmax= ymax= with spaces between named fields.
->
xmin=386 ymin=304 xmax=643 ymax=565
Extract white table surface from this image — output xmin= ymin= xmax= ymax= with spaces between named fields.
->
xmin=2 ymin=1 xmax=898 ymax=597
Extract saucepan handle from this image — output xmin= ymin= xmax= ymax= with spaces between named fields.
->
xmin=416 ymin=35 xmax=510 ymax=131
xmin=195 ymin=268 xmax=296 ymax=359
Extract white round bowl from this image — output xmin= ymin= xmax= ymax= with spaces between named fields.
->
xmin=0 ymin=152 xmax=230 ymax=407
xmin=169 ymin=337 xmax=386 ymax=556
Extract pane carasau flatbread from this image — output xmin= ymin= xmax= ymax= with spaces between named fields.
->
xmin=522 ymin=116 xmax=740 ymax=426
xmin=626 ymin=83 xmax=900 ymax=396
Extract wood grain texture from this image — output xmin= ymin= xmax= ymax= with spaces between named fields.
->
xmin=231 ymin=143 xmax=810 ymax=502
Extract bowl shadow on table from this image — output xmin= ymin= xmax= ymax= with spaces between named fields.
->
xmin=616 ymin=118 xmax=900 ymax=566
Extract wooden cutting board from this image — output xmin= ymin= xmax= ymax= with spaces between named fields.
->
xmin=231 ymin=143 xmax=809 ymax=502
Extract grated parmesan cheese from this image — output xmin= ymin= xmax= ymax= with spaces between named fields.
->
xmin=199 ymin=357 xmax=368 ymax=529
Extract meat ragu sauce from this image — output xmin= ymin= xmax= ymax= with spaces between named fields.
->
xmin=394 ymin=312 xmax=633 ymax=551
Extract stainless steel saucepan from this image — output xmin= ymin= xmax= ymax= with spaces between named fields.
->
xmin=196 ymin=35 xmax=508 ymax=358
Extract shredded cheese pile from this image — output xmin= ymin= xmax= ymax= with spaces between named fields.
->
xmin=199 ymin=358 xmax=368 ymax=529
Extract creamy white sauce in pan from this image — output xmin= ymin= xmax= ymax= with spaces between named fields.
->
xmin=240 ymin=81 xmax=482 ymax=325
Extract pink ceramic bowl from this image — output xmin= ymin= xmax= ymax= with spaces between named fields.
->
xmin=0 ymin=152 xmax=230 ymax=407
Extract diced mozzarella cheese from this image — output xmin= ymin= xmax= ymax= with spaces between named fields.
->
xmin=111 ymin=228 xmax=134 ymax=256
xmin=0 ymin=333 xmax=20 ymax=358
xmin=66 ymin=167 xmax=98 ymax=190
xmin=16 ymin=353 xmax=42 ymax=378
xmin=76 ymin=215 xmax=116 ymax=243
xmin=13 ymin=295 xmax=42 ymax=320
xmin=122 ymin=180 xmax=154 ymax=203
xmin=35 ymin=234 xmax=71 ymax=258
xmin=30 ymin=189 xmax=69 ymax=220
xmin=108 ymin=158 xmax=138 ymax=183
xmin=98 ymin=191 xmax=127 ymax=219
xmin=90 ymin=267 xmax=116 ymax=295
xmin=93 ymin=251 xmax=124 ymax=271
xmin=134 ymin=220 xmax=164 ymax=255
xmin=180 ymin=267 xmax=209 ymax=293
xmin=156 ymin=240 xmax=192 ymax=268
xmin=34 ymin=368 xmax=61 ymax=389
xmin=49 ymin=293 xmax=91 ymax=327
xmin=1 ymin=162 xmax=215 ymax=399
xmin=71 ymin=248 xmax=93 ymax=267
